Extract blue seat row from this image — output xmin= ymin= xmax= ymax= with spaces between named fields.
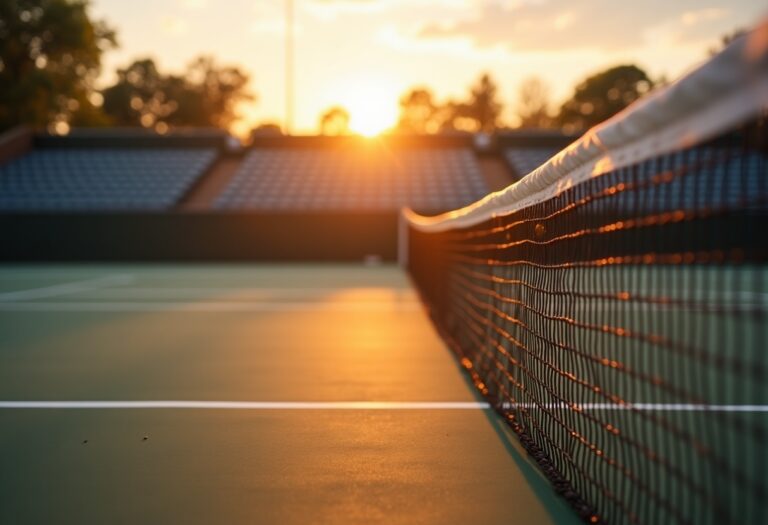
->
xmin=0 ymin=148 xmax=217 ymax=211
xmin=215 ymin=148 xmax=489 ymax=213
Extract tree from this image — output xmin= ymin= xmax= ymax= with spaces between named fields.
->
xmin=437 ymin=73 xmax=503 ymax=133
xmin=436 ymin=100 xmax=470 ymax=133
xmin=0 ymin=0 xmax=116 ymax=132
xmin=101 ymin=59 xmax=168 ymax=128
xmin=180 ymin=56 xmax=252 ymax=129
xmin=393 ymin=73 xmax=503 ymax=134
xmin=464 ymin=73 xmax=503 ymax=133
xmin=252 ymin=122 xmax=283 ymax=136
xmin=101 ymin=56 xmax=253 ymax=132
xmin=516 ymin=76 xmax=554 ymax=129
xmin=709 ymin=28 xmax=747 ymax=56
xmin=557 ymin=65 xmax=653 ymax=132
xmin=318 ymin=106 xmax=350 ymax=135
xmin=396 ymin=88 xmax=439 ymax=134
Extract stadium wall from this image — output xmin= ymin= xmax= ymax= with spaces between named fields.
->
xmin=0 ymin=212 xmax=398 ymax=261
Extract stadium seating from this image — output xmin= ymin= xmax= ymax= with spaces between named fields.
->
xmin=0 ymin=148 xmax=217 ymax=211
xmin=504 ymin=147 xmax=559 ymax=180
xmin=214 ymin=148 xmax=488 ymax=213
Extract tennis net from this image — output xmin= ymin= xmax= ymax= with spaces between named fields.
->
xmin=403 ymin=24 xmax=768 ymax=525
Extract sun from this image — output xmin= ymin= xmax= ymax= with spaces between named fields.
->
xmin=348 ymin=100 xmax=397 ymax=137
xmin=336 ymin=75 xmax=398 ymax=137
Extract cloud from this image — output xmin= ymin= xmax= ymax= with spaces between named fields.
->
xmin=310 ymin=0 xmax=461 ymax=7
xmin=250 ymin=19 xmax=306 ymax=36
xmin=643 ymin=7 xmax=737 ymax=49
xmin=161 ymin=16 xmax=190 ymax=36
xmin=375 ymin=24 xmax=510 ymax=61
xmin=248 ymin=2 xmax=302 ymax=36
xmin=415 ymin=0 xmax=741 ymax=52
xmin=304 ymin=0 xmax=390 ymax=20
xmin=250 ymin=19 xmax=284 ymax=35
xmin=311 ymin=0 xmax=379 ymax=5
xmin=178 ymin=0 xmax=207 ymax=9
xmin=680 ymin=8 xmax=729 ymax=27
xmin=304 ymin=0 xmax=474 ymax=20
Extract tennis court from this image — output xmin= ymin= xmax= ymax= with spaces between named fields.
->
xmin=1 ymin=17 xmax=766 ymax=525
xmin=0 ymin=263 xmax=579 ymax=524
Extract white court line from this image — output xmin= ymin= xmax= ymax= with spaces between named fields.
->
xmin=0 ymin=401 xmax=490 ymax=410
xmin=59 ymin=287 xmax=418 ymax=299
xmin=0 ymin=301 xmax=422 ymax=312
xmin=0 ymin=401 xmax=766 ymax=412
xmin=86 ymin=287 xmax=416 ymax=294
xmin=0 ymin=275 xmax=134 ymax=302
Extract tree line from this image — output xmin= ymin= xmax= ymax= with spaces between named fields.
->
xmin=316 ymin=66 xmax=653 ymax=136
xmin=0 ymin=0 xmax=253 ymax=134
xmin=3 ymin=0 xmax=736 ymax=137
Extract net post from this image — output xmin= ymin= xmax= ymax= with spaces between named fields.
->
xmin=397 ymin=208 xmax=409 ymax=268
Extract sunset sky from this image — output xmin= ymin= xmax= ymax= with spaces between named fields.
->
xmin=90 ymin=0 xmax=766 ymax=135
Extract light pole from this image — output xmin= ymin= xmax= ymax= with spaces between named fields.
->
xmin=285 ymin=0 xmax=294 ymax=135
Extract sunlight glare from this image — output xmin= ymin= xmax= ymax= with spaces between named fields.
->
xmin=339 ymin=75 xmax=398 ymax=137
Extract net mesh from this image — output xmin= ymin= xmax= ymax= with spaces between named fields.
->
xmin=406 ymin=116 xmax=768 ymax=524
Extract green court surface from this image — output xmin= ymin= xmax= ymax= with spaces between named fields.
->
xmin=0 ymin=264 xmax=579 ymax=525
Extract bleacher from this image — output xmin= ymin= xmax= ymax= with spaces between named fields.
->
xmin=0 ymin=127 xmax=575 ymax=261
xmin=214 ymin=147 xmax=488 ymax=213
xmin=495 ymin=130 xmax=577 ymax=181
xmin=503 ymin=147 xmax=559 ymax=180
xmin=0 ymin=148 xmax=217 ymax=211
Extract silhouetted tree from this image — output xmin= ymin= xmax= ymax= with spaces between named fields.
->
xmin=394 ymin=73 xmax=503 ymax=134
xmin=464 ymin=73 xmax=503 ymax=133
xmin=101 ymin=59 xmax=168 ymax=128
xmin=557 ymin=65 xmax=653 ymax=132
xmin=438 ymin=73 xmax=503 ymax=133
xmin=516 ymin=76 xmax=554 ymax=129
xmin=709 ymin=28 xmax=748 ymax=56
xmin=0 ymin=0 xmax=116 ymax=132
xmin=396 ymin=88 xmax=439 ymax=134
xmin=318 ymin=106 xmax=350 ymax=135
xmin=437 ymin=100 xmax=469 ymax=133
xmin=180 ymin=56 xmax=252 ymax=129
xmin=252 ymin=122 xmax=283 ymax=136
xmin=101 ymin=56 xmax=253 ymax=132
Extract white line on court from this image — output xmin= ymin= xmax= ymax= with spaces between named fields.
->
xmin=0 ymin=401 xmax=766 ymax=412
xmin=0 ymin=401 xmax=491 ymax=410
xmin=66 ymin=288 xmax=419 ymax=301
xmin=0 ymin=274 xmax=134 ymax=302
xmin=0 ymin=301 xmax=422 ymax=312
xmin=79 ymin=287 xmax=418 ymax=295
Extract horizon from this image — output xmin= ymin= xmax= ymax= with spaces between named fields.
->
xmin=89 ymin=0 xmax=766 ymax=136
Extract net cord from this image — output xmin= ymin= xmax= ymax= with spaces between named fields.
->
xmin=402 ymin=20 xmax=768 ymax=234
